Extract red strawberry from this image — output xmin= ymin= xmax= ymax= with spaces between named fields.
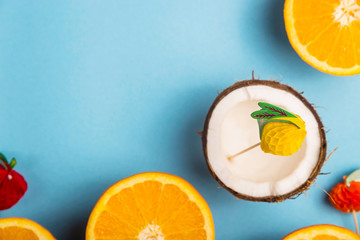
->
xmin=0 ymin=153 xmax=27 ymax=210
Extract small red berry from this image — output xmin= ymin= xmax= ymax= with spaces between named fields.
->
xmin=0 ymin=153 xmax=27 ymax=210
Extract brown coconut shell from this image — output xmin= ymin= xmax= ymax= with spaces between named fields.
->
xmin=202 ymin=79 xmax=327 ymax=202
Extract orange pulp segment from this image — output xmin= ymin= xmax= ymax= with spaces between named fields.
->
xmin=86 ymin=172 xmax=215 ymax=240
xmin=284 ymin=0 xmax=360 ymax=75
xmin=0 ymin=217 xmax=56 ymax=240
xmin=282 ymin=224 xmax=360 ymax=240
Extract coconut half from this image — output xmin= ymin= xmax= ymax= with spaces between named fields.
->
xmin=202 ymin=80 xmax=327 ymax=202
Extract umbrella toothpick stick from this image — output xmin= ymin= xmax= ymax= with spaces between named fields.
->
xmin=228 ymin=142 xmax=260 ymax=161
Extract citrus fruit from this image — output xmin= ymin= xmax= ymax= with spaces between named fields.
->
xmin=0 ymin=217 xmax=56 ymax=240
xmin=282 ymin=224 xmax=360 ymax=240
xmin=284 ymin=0 xmax=360 ymax=75
xmin=261 ymin=116 xmax=307 ymax=156
xmin=86 ymin=172 xmax=215 ymax=240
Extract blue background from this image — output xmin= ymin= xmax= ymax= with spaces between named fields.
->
xmin=1 ymin=0 xmax=360 ymax=239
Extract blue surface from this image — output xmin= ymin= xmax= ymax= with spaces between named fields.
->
xmin=1 ymin=0 xmax=360 ymax=239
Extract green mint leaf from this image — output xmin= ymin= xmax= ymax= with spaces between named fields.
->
xmin=257 ymin=102 xmax=297 ymax=118
xmin=251 ymin=110 xmax=278 ymax=119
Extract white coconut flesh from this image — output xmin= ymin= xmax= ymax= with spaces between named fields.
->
xmin=206 ymin=85 xmax=321 ymax=198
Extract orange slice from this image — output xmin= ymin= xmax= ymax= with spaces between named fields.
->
xmin=0 ymin=217 xmax=56 ymax=240
xmin=284 ymin=0 xmax=360 ymax=75
xmin=86 ymin=172 xmax=215 ymax=240
xmin=282 ymin=224 xmax=360 ymax=240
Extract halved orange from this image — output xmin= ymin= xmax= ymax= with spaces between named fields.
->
xmin=0 ymin=217 xmax=56 ymax=240
xmin=86 ymin=172 xmax=215 ymax=240
xmin=282 ymin=224 xmax=360 ymax=240
xmin=284 ymin=0 xmax=360 ymax=75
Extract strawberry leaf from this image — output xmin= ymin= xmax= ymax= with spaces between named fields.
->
xmin=0 ymin=153 xmax=8 ymax=164
xmin=9 ymin=158 xmax=16 ymax=169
